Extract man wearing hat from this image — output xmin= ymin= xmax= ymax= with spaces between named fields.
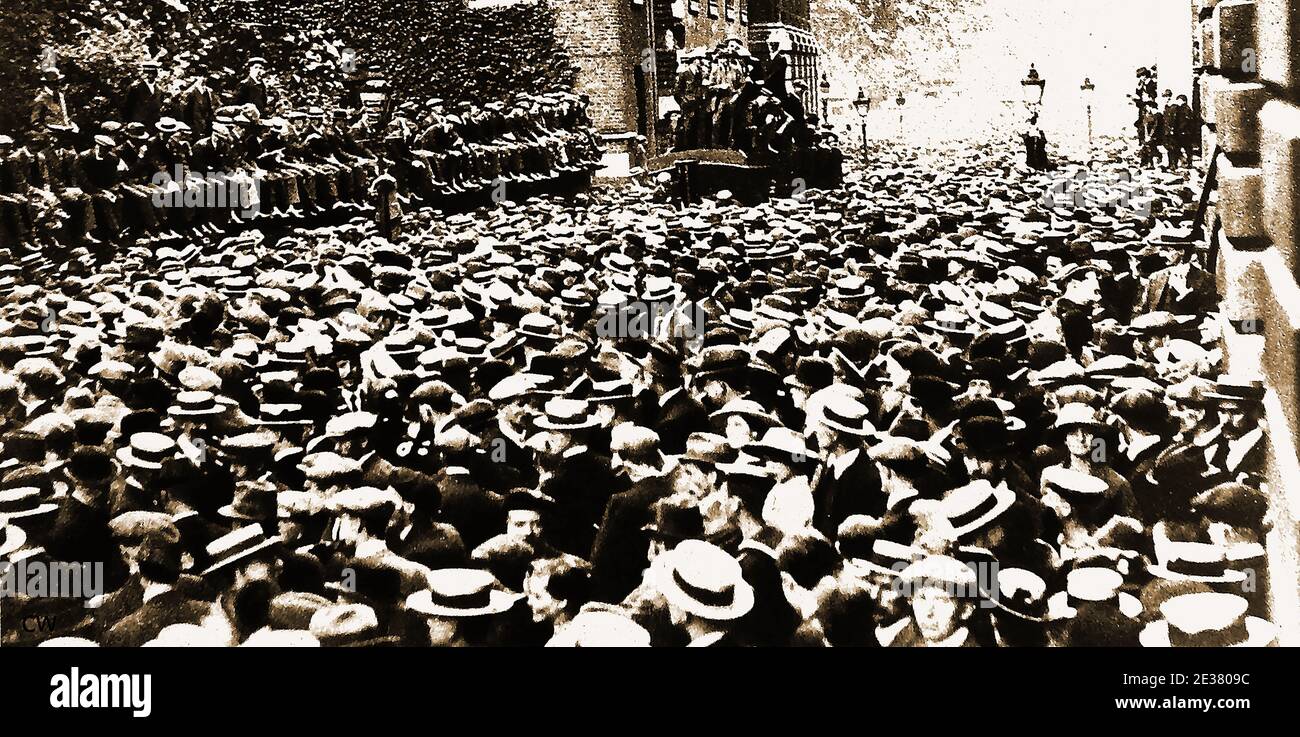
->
xmin=589 ymin=424 xmax=677 ymax=603
xmin=405 ymin=568 xmax=521 ymax=646
xmin=891 ymin=554 xmax=988 ymax=647
xmin=470 ymin=489 xmax=563 ymax=591
xmin=91 ymin=511 xmax=187 ymax=632
xmin=235 ymin=58 xmax=270 ymax=113
xmin=1195 ymin=376 xmax=1267 ymax=487
xmin=528 ymin=397 xmax=624 ymax=556
xmin=81 ymin=131 xmax=125 ymax=243
xmin=653 ymin=539 xmax=754 ymax=646
xmin=808 ymin=389 xmax=884 ymax=533
xmin=30 ymin=67 xmax=73 ymax=137
xmin=200 ymin=524 xmax=285 ymax=645
xmin=45 ymin=448 xmax=128 ymax=591
xmin=124 ymin=59 xmax=165 ymax=127
xmin=101 ymin=520 xmax=212 ymax=647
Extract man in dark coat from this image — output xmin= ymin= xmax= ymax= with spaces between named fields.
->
xmin=1162 ymin=92 xmax=1191 ymax=170
xmin=234 ymin=59 xmax=270 ymax=113
xmin=589 ymin=426 xmax=678 ymax=603
xmin=123 ymin=60 xmax=165 ymax=128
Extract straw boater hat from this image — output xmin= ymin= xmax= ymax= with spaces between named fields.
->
xmin=405 ymin=568 xmax=522 ymax=617
xmin=898 ymin=554 xmax=977 ymax=594
xmin=0 ymin=487 xmax=58 ymax=522
xmin=652 ymin=540 xmax=754 ymax=621
xmin=1138 ymin=592 xmax=1276 ymax=647
xmin=168 ymin=389 xmax=232 ymax=418
xmin=116 ymin=432 xmax=178 ymax=471
xmin=545 ymin=610 xmax=651 ymax=647
xmin=533 ymin=397 xmax=600 ymax=431
xmin=1148 ymin=539 xmax=1250 ymax=584
xmin=1046 ymin=566 xmax=1142 ymax=620
xmin=938 ymin=479 xmax=1016 ymax=538
xmin=844 ymin=538 xmax=923 ymax=578
xmin=203 ymin=525 xmax=281 ymax=576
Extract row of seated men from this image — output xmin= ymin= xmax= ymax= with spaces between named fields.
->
xmin=384 ymin=92 xmax=603 ymax=198
xmin=0 ymin=107 xmax=377 ymax=251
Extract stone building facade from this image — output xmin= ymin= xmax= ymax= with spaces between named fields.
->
xmin=1201 ymin=0 xmax=1300 ymax=644
xmin=553 ymin=0 xmax=817 ymax=170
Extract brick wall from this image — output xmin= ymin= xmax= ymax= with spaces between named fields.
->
xmin=1201 ymin=0 xmax=1300 ymax=644
xmin=553 ymin=0 xmax=645 ymax=136
xmin=675 ymin=0 xmax=749 ymax=45
xmin=747 ymin=0 xmax=811 ymax=27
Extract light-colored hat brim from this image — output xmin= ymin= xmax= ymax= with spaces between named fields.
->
xmin=1147 ymin=564 xmax=1248 ymax=584
xmin=817 ymin=415 xmax=877 ymax=437
xmin=218 ymin=505 xmax=269 ymax=521
xmin=116 ymin=447 xmax=166 ymax=471
xmin=652 ymin=555 xmax=755 ymax=621
xmin=202 ymin=537 xmax=281 ymax=576
xmin=405 ymin=588 xmax=523 ymax=618
xmin=1 ymin=503 xmax=60 ymax=521
xmin=1138 ymin=617 xmax=1276 ymax=647
xmin=950 ymin=484 xmax=1017 ymax=538
xmin=533 ymin=416 xmax=601 ymax=432
xmin=1047 ymin=590 xmax=1143 ymax=621
xmin=844 ymin=557 xmax=906 ymax=579
xmin=0 ymin=524 xmax=28 ymax=557
xmin=168 ymin=405 xmax=227 ymax=417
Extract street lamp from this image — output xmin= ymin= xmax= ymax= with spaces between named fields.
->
xmin=819 ymin=73 xmax=831 ymax=121
xmin=853 ymin=87 xmax=871 ymax=160
xmin=1021 ymin=64 xmax=1046 ymax=108
xmin=1080 ymin=77 xmax=1095 ymax=153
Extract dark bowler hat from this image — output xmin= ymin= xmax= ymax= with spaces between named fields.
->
xmin=220 ymin=480 xmax=279 ymax=522
xmin=643 ymin=496 xmax=705 ymax=541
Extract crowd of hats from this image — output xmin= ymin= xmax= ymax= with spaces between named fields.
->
xmin=0 ymin=127 xmax=1278 ymax=646
xmin=383 ymin=91 xmax=602 ymax=199
xmin=0 ymin=101 xmax=376 ymax=254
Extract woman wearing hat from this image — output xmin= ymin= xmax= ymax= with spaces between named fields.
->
xmin=1038 ymin=404 xmax=1138 ymax=558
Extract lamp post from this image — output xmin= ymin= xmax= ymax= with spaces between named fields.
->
xmin=819 ymin=73 xmax=831 ymax=122
xmin=1080 ymin=77 xmax=1095 ymax=154
xmin=853 ymin=87 xmax=871 ymax=162
xmin=1020 ymin=64 xmax=1046 ymax=109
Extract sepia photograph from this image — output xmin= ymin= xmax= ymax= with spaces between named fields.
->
xmin=0 ymin=0 xmax=1297 ymax=711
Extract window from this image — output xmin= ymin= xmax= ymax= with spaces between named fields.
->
xmin=725 ymin=0 xmax=735 ymax=21
xmin=689 ymin=0 xmax=699 ymax=14
xmin=708 ymin=0 xmax=718 ymax=18
xmin=739 ymin=1 xmax=747 ymax=24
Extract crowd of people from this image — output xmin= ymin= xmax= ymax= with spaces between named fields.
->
xmin=2 ymin=50 xmax=605 ymax=254
xmin=383 ymin=92 xmax=603 ymax=200
xmin=666 ymin=35 xmax=837 ymax=165
xmin=1133 ymin=66 xmax=1198 ymax=171
xmin=2 ymin=56 xmax=376 ymax=252
xmin=0 ymin=133 xmax=1275 ymax=647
